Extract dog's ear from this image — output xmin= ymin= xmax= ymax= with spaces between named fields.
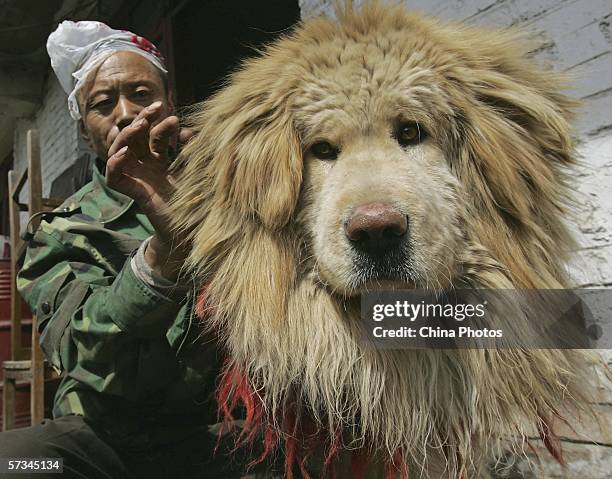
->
xmin=171 ymin=58 xmax=302 ymax=233
xmin=225 ymin=100 xmax=302 ymax=229
xmin=456 ymin=32 xmax=575 ymax=215
xmin=445 ymin=30 xmax=578 ymax=286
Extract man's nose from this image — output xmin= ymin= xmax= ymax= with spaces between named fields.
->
xmin=115 ymin=97 xmax=142 ymax=131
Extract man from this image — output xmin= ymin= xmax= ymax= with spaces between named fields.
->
xmin=0 ymin=21 xmax=268 ymax=479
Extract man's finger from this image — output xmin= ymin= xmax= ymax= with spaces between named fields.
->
xmin=107 ymin=101 xmax=164 ymax=158
xmin=105 ymin=145 xmax=131 ymax=184
xmin=178 ymin=128 xmax=195 ymax=148
xmin=135 ymin=100 xmax=166 ymax=129
xmin=109 ymin=117 xmax=151 ymax=160
xmin=150 ymin=116 xmax=180 ymax=157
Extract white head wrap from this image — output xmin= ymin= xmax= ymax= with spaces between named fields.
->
xmin=47 ymin=21 xmax=168 ymax=120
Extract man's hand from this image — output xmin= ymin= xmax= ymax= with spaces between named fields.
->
xmin=106 ymin=101 xmax=193 ymax=281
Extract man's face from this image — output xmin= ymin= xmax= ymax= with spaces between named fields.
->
xmin=79 ymin=51 xmax=172 ymax=160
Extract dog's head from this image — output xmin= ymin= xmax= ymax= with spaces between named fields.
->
xmin=169 ymin=4 xmax=591 ymax=475
xmin=172 ymin=3 xmax=576 ymax=296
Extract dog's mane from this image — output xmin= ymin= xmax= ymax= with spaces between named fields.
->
xmin=171 ymin=2 xmax=578 ymax=289
xmin=168 ymin=3 xmax=596 ymax=477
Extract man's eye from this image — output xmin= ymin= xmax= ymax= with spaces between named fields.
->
xmin=134 ymin=89 xmax=151 ymax=98
xmin=91 ymin=99 xmax=112 ymax=110
xmin=310 ymin=141 xmax=339 ymax=160
xmin=395 ymin=122 xmax=426 ymax=147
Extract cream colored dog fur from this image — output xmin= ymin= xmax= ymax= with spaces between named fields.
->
xmin=168 ymin=2 xmax=598 ymax=477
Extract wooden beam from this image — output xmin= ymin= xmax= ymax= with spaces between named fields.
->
xmin=31 ymin=315 xmax=44 ymax=424
xmin=2 ymin=377 xmax=16 ymax=431
xmin=10 ymin=167 xmax=27 ymax=202
xmin=26 ymin=129 xmax=46 ymax=426
xmin=7 ymin=170 xmax=22 ymax=362
xmin=27 ymin=130 xmax=43 ymax=231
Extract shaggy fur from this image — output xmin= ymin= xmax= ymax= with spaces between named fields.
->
xmin=168 ymin=2 xmax=597 ymax=477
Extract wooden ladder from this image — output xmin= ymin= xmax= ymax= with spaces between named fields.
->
xmin=2 ymin=130 xmax=63 ymax=430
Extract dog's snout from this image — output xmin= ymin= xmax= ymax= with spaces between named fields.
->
xmin=345 ymin=203 xmax=408 ymax=255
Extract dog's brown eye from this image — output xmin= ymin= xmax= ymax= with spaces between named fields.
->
xmin=396 ymin=123 xmax=424 ymax=147
xmin=310 ymin=141 xmax=338 ymax=160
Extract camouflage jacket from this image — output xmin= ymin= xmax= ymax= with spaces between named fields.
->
xmin=17 ymin=161 xmax=222 ymax=450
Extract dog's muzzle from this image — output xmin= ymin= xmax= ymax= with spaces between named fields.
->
xmin=345 ymin=202 xmax=408 ymax=256
xmin=344 ymin=202 xmax=413 ymax=281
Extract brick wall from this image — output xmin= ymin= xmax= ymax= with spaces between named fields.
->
xmin=12 ymin=75 xmax=84 ymax=199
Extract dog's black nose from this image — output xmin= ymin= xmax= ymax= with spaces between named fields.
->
xmin=345 ymin=203 xmax=408 ymax=255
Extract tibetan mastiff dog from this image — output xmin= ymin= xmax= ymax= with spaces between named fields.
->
xmin=168 ymin=2 xmax=599 ymax=478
